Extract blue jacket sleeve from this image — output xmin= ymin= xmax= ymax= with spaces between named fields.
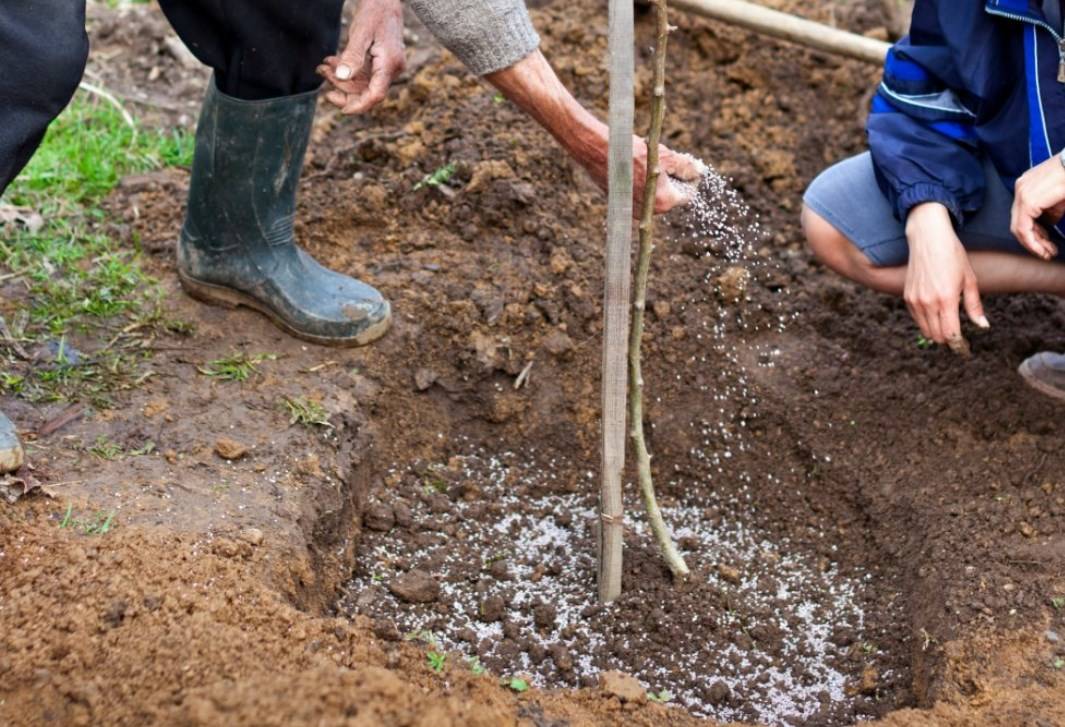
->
xmin=866 ymin=2 xmax=983 ymax=224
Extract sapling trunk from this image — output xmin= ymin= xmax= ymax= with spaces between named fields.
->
xmin=628 ymin=0 xmax=690 ymax=579
xmin=598 ymin=0 xmax=636 ymax=603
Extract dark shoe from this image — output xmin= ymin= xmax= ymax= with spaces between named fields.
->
xmin=1018 ymin=351 xmax=1065 ymax=401
xmin=0 ymin=410 xmax=23 ymax=474
xmin=177 ymin=79 xmax=391 ymax=347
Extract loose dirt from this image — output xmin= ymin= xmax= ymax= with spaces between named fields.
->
xmin=2 ymin=1 xmax=1065 ymax=726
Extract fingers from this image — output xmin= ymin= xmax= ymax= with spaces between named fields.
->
xmin=651 ymin=176 xmax=692 ymax=214
xmin=1033 ymin=222 xmax=1059 ymax=258
xmin=340 ymin=63 xmax=393 ymax=114
xmin=660 ymin=147 xmax=707 ymax=183
xmin=1012 ymin=194 xmax=1058 ymax=260
xmin=961 ymin=272 xmax=990 ymax=329
xmin=335 ymin=33 xmax=372 ymax=82
xmin=905 ymin=298 xmax=933 ymax=342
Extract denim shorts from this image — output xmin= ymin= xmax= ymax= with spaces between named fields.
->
xmin=802 ymin=152 xmax=1056 ymax=267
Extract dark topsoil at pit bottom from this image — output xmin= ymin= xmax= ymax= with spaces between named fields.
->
xmin=3 ymin=0 xmax=1065 ymax=725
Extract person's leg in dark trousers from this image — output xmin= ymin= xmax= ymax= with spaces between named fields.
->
xmin=0 ymin=0 xmax=88 ymax=194
xmin=157 ymin=0 xmax=391 ymax=346
xmin=0 ymin=0 xmax=88 ymax=473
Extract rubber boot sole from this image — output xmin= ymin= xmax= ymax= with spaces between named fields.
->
xmin=178 ymin=270 xmax=391 ymax=348
xmin=1018 ymin=357 xmax=1065 ymax=402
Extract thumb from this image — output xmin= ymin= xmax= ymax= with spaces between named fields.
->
xmin=962 ymin=271 xmax=989 ymax=329
xmin=335 ymin=33 xmax=370 ymax=81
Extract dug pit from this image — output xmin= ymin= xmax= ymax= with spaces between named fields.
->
xmin=340 ymin=437 xmax=909 ymax=727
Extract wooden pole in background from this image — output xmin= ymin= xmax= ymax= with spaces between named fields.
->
xmin=673 ymin=0 xmax=890 ymax=65
xmin=599 ymin=0 xmax=634 ymax=603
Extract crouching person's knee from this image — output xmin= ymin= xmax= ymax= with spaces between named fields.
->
xmin=801 ymin=203 xmax=850 ymax=271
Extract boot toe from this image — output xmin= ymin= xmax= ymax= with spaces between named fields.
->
xmin=1019 ymin=351 xmax=1065 ymax=401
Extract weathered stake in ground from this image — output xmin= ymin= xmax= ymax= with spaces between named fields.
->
xmin=599 ymin=0 xmax=635 ymax=604
xmin=600 ymin=0 xmax=688 ymax=603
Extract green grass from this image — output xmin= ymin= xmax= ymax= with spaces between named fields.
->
xmin=198 ymin=352 xmax=277 ymax=382
xmin=426 ymin=651 xmax=447 ymax=674
xmin=58 ymin=503 xmax=116 ymax=535
xmin=413 ymin=162 xmax=456 ymax=191
xmin=282 ymin=396 xmax=333 ymax=428
xmin=501 ymin=676 xmax=529 ymax=693
xmin=0 ymin=91 xmax=195 ymax=406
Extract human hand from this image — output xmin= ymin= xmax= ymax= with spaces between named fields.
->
xmin=632 ymin=137 xmax=707 ymax=214
xmin=316 ymin=0 xmax=405 ymax=114
xmin=1011 ymin=154 xmax=1065 ymax=260
xmin=574 ymin=127 xmax=705 ymax=216
xmin=904 ymin=202 xmax=989 ymax=353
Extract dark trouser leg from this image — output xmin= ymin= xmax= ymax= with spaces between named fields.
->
xmin=0 ymin=0 xmax=88 ymax=195
xmin=157 ymin=0 xmax=344 ymax=100
xmin=162 ymin=0 xmax=392 ymax=346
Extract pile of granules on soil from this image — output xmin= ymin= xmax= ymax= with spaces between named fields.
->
xmin=339 ymin=447 xmax=895 ymax=726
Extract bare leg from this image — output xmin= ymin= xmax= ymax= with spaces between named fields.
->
xmin=802 ymin=205 xmax=1065 ymax=297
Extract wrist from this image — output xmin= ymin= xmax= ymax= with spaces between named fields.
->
xmin=905 ymin=201 xmax=951 ymax=236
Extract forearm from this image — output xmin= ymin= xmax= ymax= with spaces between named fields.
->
xmin=485 ymin=50 xmax=606 ymax=173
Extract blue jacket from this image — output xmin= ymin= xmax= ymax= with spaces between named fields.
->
xmin=868 ymin=0 xmax=1065 ymax=225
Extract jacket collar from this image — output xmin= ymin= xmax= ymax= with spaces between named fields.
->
xmin=986 ymin=0 xmax=1051 ymax=25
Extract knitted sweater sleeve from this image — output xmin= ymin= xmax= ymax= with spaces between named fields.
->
xmin=407 ymin=0 xmax=540 ymax=75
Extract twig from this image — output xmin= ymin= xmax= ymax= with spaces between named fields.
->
xmin=628 ymin=0 xmax=689 ymax=579
xmin=37 ymin=403 xmax=86 ymax=438
xmin=514 ymin=359 xmax=534 ymax=389
xmin=78 ymin=81 xmax=137 ymax=140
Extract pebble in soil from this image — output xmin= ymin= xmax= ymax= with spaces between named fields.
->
xmin=339 ymin=448 xmax=889 ymax=726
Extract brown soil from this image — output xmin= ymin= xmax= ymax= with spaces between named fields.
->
xmin=3 ymin=1 xmax=1065 ymax=726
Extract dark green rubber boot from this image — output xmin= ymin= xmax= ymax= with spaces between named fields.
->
xmin=177 ymin=80 xmax=391 ymax=346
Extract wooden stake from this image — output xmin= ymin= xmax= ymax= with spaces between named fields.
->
xmin=599 ymin=0 xmax=635 ymax=604
xmin=673 ymin=0 xmax=890 ymax=65
xmin=629 ymin=0 xmax=690 ymax=579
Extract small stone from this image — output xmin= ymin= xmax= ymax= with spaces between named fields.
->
xmin=393 ymin=502 xmax=413 ymax=529
xmin=413 ymin=368 xmax=437 ymax=391
xmin=652 ymin=300 xmax=671 ymax=320
xmin=849 ymin=666 xmax=878 ymax=696
xmin=717 ymin=563 xmax=742 ymax=585
xmin=238 ymin=527 xmax=264 ymax=546
xmin=550 ymin=643 xmax=573 ymax=672
xmin=533 ymin=603 xmax=557 ymax=629
xmin=541 ymin=329 xmax=574 ymax=357
xmin=708 ymin=680 xmax=730 ymax=705
xmin=1047 ymin=630 xmax=1061 ymax=644
xmin=716 ymin=266 xmax=750 ymax=303
xmin=364 ymin=503 xmax=395 ymax=532
xmin=1019 ymin=521 xmax=1036 ymax=538
xmin=830 ymin=627 xmax=856 ymax=647
xmin=103 ymin=600 xmax=128 ymax=628
xmin=487 ymin=559 xmax=510 ymax=580
xmin=479 ymin=595 xmax=506 ymax=622
xmin=598 ymin=670 xmax=644 ymax=702
xmin=373 ymin=619 xmax=401 ymax=641
xmin=214 ymin=436 xmax=248 ymax=460
xmin=388 ymin=570 xmax=439 ymax=604
xmin=211 ymin=538 xmax=243 ymax=558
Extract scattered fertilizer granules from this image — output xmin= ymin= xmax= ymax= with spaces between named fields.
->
xmin=339 ymin=448 xmax=895 ymax=726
